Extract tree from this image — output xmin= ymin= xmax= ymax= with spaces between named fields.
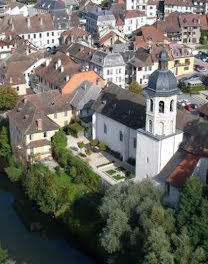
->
xmin=0 ymin=243 xmax=8 ymax=263
xmin=0 ymin=85 xmax=18 ymax=111
xmin=52 ymin=130 xmax=67 ymax=149
xmin=77 ymin=141 xmax=85 ymax=151
xmin=178 ymin=81 xmax=190 ymax=93
xmin=129 ymin=81 xmax=142 ymax=94
xmin=0 ymin=126 xmax=12 ymax=165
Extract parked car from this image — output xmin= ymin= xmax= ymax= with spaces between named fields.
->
xmin=185 ymin=104 xmax=193 ymax=111
xmin=194 ymin=65 xmax=207 ymax=72
xmin=191 ymin=103 xmax=199 ymax=109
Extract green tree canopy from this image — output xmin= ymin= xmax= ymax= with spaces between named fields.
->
xmin=129 ymin=81 xmax=143 ymax=94
xmin=52 ymin=130 xmax=67 ymax=150
xmin=0 ymin=85 xmax=18 ymax=111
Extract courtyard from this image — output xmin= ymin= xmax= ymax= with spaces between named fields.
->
xmin=66 ymin=135 xmax=135 ymax=185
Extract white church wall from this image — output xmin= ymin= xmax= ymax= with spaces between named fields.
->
xmin=92 ymin=112 xmax=137 ymax=161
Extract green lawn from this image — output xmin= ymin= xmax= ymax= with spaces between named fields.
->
xmin=113 ymin=174 xmax=125 ymax=181
xmin=106 ymin=169 xmax=116 ymax=176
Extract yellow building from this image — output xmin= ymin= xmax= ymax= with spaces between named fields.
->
xmin=8 ymin=90 xmax=73 ymax=163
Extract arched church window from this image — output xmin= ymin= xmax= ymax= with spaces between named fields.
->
xmin=149 ymin=120 xmax=153 ymax=133
xmin=159 ymin=122 xmax=164 ymax=135
xmin=159 ymin=101 xmax=164 ymax=113
xmin=170 ymin=100 xmax=174 ymax=112
xmin=150 ymin=99 xmax=153 ymax=112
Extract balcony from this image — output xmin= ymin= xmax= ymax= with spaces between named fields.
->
xmin=174 ymin=60 xmax=190 ymax=67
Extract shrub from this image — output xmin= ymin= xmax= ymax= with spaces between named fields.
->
xmin=5 ymin=163 xmax=23 ymax=182
xmin=77 ymin=141 xmax=85 ymax=150
xmin=85 ymin=149 xmax=92 ymax=156
xmin=129 ymin=81 xmax=142 ymax=94
xmin=126 ymin=172 xmax=135 ymax=179
xmin=0 ymin=85 xmax=18 ymax=111
xmin=52 ymin=130 xmax=67 ymax=149
xmin=98 ymin=141 xmax=106 ymax=151
xmin=90 ymin=139 xmax=98 ymax=147
xmin=66 ymin=122 xmax=84 ymax=138
xmin=127 ymin=157 xmax=136 ymax=166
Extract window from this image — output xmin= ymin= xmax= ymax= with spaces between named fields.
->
xmin=47 ymin=40 xmax=49 ymax=44
xmin=34 ymin=33 xmax=36 ymax=38
xmin=150 ymin=99 xmax=153 ymax=111
xmin=119 ymin=131 xmax=123 ymax=142
xmin=184 ymin=66 xmax=189 ymax=71
xmin=170 ymin=100 xmax=174 ymax=112
xmin=29 ymin=134 xmax=33 ymax=140
xmin=47 ymin=32 xmax=49 ymax=37
xmin=28 ymin=34 xmax=30 ymax=39
xmin=39 ymin=33 xmax=42 ymax=38
xmin=52 ymin=32 xmax=54 ymax=36
xmin=149 ymin=120 xmax=153 ymax=133
xmin=107 ymin=69 xmax=113 ymax=75
xmin=54 ymin=113 xmax=57 ymax=119
xmin=64 ymin=111 xmax=68 ymax=117
xmin=104 ymin=123 xmax=107 ymax=134
xmin=16 ymin=86 xmax=19 ymax=92
xmin=133 ymin=137 xmax=137 ymax=148
xmin=30 ymin=147 xmax=34 ymax=155
xmin=146 ymin=157 xmax=149 ymax=163
xmin=159 ymin=101 xmax=164 ymax=113
xmin=43 ymin=132 xmax=47 ymax=138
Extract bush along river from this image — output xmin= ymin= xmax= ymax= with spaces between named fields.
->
xmin=0 ymin=170 xmax=94 ymax=264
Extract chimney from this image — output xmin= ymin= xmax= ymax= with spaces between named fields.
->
xmin=27 ymin=16 xmax=31 ymax=28
xmin=61 ymin=65 xmax=64 ymax=72
xmin=46 ymin=57 xmax=50 ymax=66
xmin=65 ymin=74 xmax=69 ymax=81
xmin=36 ymin=119 xmax=43 ymax=130
xmin=57 ymin=58 xmax=62 ymax=67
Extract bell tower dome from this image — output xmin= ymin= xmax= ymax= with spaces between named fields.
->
xmin=145 ymin=49 xmax=179 ymax=136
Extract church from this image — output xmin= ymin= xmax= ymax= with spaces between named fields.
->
xmin=92 ymin=50 xmax=208 ymax=204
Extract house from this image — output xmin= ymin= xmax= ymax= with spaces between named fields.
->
xmin=169 ymin=43 xmax=194 ymax=76
xmin=6 ymin=1 xmax=29 ymax=17
xmin=60 ymin=42 xmax=95 ymax=69
xmin=8 ymin=91 xmax=73 ymax=163
xmin=34 ymin=51 xmax=104 ymax=94
xmin=164 ymin=0 xmax=194 ymax=16
xmin=0 ymin=52 xmax=46 ymax=95
xmin=133 ymin=25 xmax=168 ymax=49
xmin=0 ymin=14 xmax=66 ymax=50
xmin=127 ymin=45 xmax=174 ymax=85
xmin=85 ymin=11 xmax=116 ymax=38
xmin=60 ymin=27 xmax=93 ymax=47
xmin=153 ymin=12 xmax=182 ymax=43
xmin=99 ymin=29 xmax=127 ymax=47
xmin=0 ymin=1 xmax=8 ymax=17
xmin=179 ymin=13 xmax=208 ymax=44
xmin=70 ymin=80 xmax=102 ymax=136
xmin=125 ymin=0 xmax=157 ymax=25
xmin=193 ymin=0 xmax=208 ymax=15
xmin=34 ymin=0 xmax=66 ymax=14
xmin=123 ymin=10 xmax=146 ymax=36
xmin=90 ymin=50 xmax=126 ymax=88
xmin=62 ymin=0 xmax=79 ymax=14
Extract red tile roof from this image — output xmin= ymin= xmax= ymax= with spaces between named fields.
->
xmin=166 ymin=152 xmax=199 ymax=188
xmin=27 ymin=139 xmax=51 ymax=148
xmin=164 ymin=0 xmax=193 ymax=6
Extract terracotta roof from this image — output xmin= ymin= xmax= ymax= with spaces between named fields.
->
xmin=63 ymin=43 xmax=95 ymax=62
xmin=125 ymin=10 xmax=145 ymax=19
xmin=147 ymin=0 xmax=157 ymax=5
xmin=164 ymin=0 xmax=193 ymax=6
xmin=116 ymin=16 xmax=125 ymax=26
xmin=153 ymin=12 xmax=181 ymax=34
xmin=35 ymin=51 xmax=81 ymax=89
xmin=166 ymin=151 xmax=199 ymax=188
xmin=100 ymin=31 xmax=115 ymax=45
xmin=133 ymin=25 xmax=168 ymax=44
xmin=61 ymin=27 xmax=91 ymax=38
xmin=27 ymin=139 xmax=51 ymax=148
xmin=0 ymin=14 xmax=55 ymax=35
xmin=179 ymin=14 xmax=204 ymax=27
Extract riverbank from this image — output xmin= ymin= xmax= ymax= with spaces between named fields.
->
xmin=0 ymin=170 xmax=96 ymax=264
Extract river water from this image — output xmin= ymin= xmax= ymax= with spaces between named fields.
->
xmin=0 ymin=172 xmax=94 ymax=264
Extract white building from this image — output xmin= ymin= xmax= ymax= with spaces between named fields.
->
xmin=123 ymin=10 xmax=146 ymax=35
xmin=0 ymin=14 xmax=65 ymax=50
xmin=164 ymin=0 xmax=194 ymax=16
xmin=125 ymin=0 xmax=157 ymax=25
xmin=6 ymin=4 xmax=29 ymax=17
xmin=86 ymin=11 xmax=116 ymax=38
xmin=90 ymin=50 xmax=126 ymax=88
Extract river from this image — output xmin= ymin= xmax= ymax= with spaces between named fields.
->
xmin=0 ymin=172 xmax=94 ymax=264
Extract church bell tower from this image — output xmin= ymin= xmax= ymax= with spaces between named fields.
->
xmin=135 ymin=50 xmax=183 ymax=182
